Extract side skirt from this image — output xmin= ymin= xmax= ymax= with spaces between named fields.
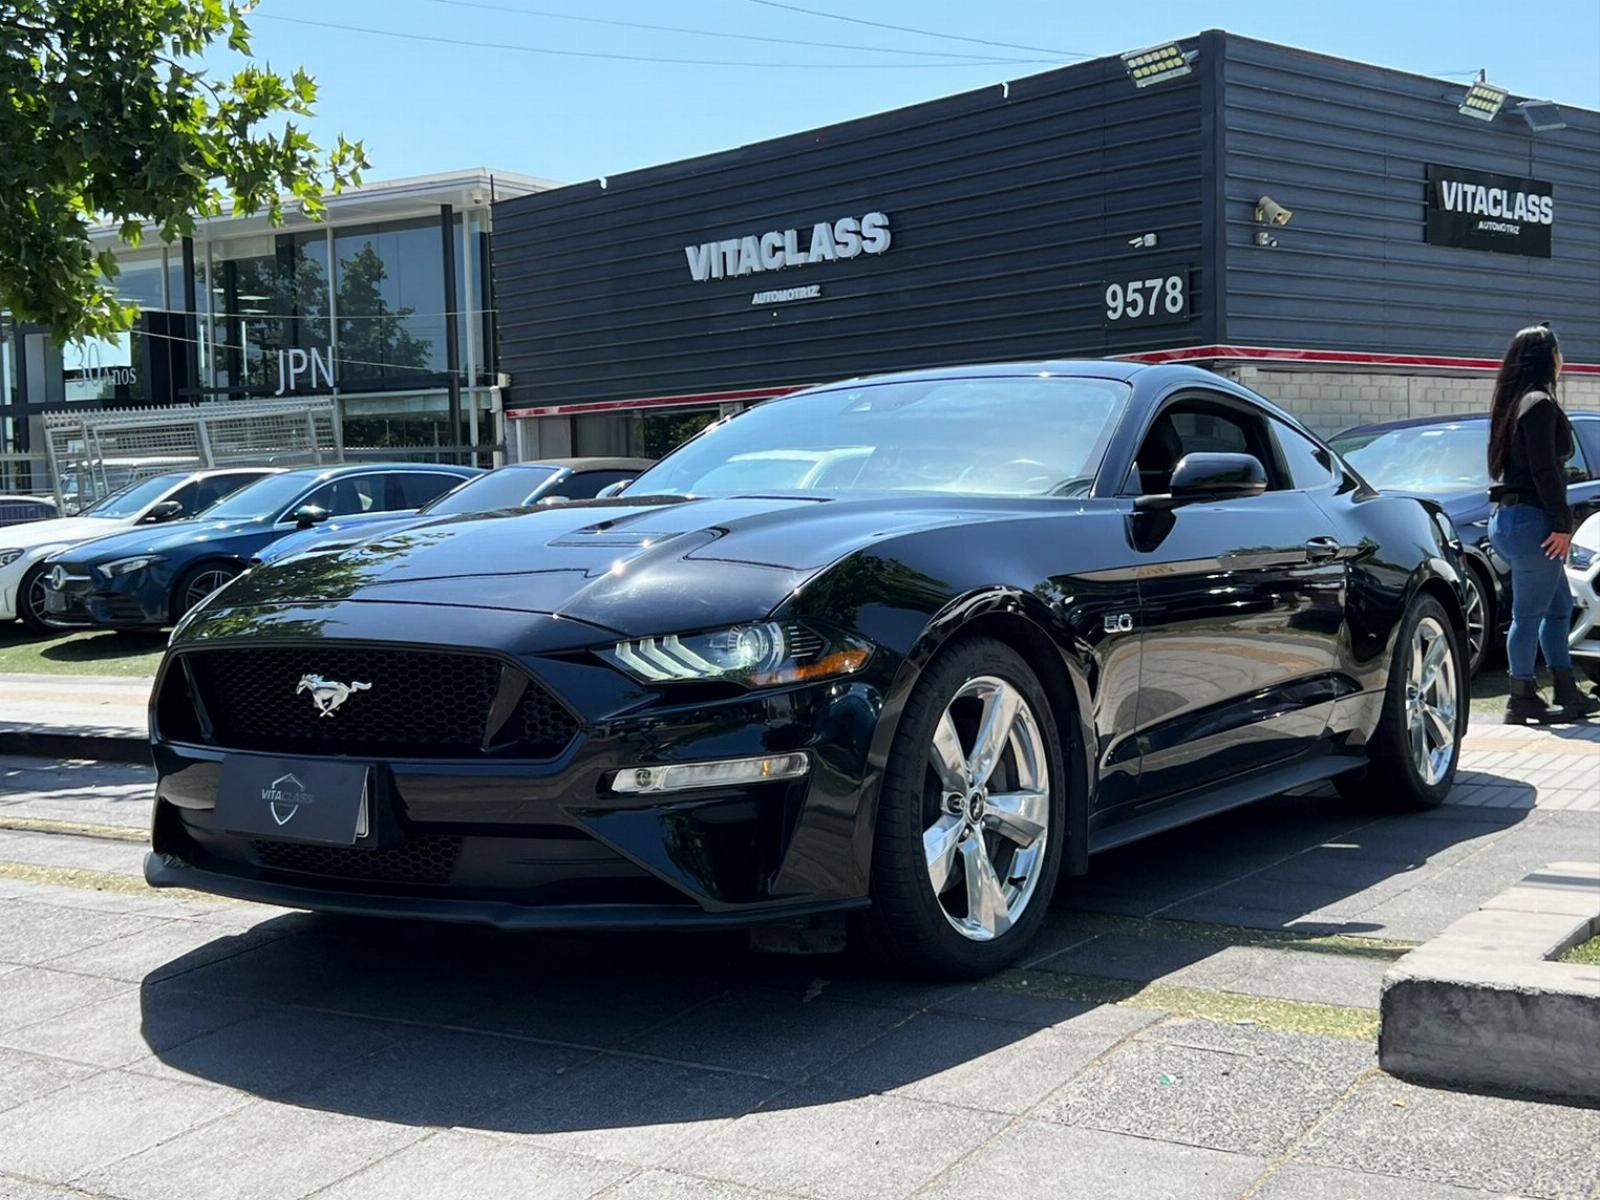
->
xmin=1087 ymin=752 xmax=1367 ymax=855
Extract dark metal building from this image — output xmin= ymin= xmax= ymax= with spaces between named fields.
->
xmin=491 ymin=30 xmax=1599 ymax=454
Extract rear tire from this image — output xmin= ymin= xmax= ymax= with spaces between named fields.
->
xmin=1461 ymin=563 xmax=1493 ymax=678
xmin=1336 ymin=594 xmax=1464 ymax=811
xmin=861 ymin=636 xmax=1068 ymax=978
xmin=16 ymin=564 xmax=53 ymax=633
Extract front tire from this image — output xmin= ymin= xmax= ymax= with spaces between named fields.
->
xmin=16 ymin=564 xmax=53 ymax=633
xmin=862 ymin=637 xmax=1068 ymax=978
xmin=1337 ymin=594 xmax=1464 ymax=811
xmin=171 ymin=562 xmax=240 ymax=624
xmin=1461 ymin=563 xmax=1493 ymax=678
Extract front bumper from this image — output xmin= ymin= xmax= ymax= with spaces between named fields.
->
xmin=45 ymin=566 xmax=168 ymax=628
xmin=148 ymin=629 xmax=891 ymax=927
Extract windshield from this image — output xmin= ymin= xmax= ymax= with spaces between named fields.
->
xmin=424 ymin=466 xmax=558 ymax=515
xmin=628 ymin=376 xmax=1130 ymax=499
xmin=80 ymin=473 xmax=187 ymax=518
xmin=198 ymin=472 xmax=315 ymax=521
xmin=1330 ymin=424 xmax=1489 ymax=493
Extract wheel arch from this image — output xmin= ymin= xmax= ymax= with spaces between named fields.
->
xmin=169 ymin=555 xmax=247 ymax=624
xmin=855 ymin=587 xmax=1095 ymax=881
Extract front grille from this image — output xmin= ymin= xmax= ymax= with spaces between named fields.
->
xmin=250 ymin=834 xmax=461 ymax=885
xmin=178 ymin=645 xmax=578 ymax=759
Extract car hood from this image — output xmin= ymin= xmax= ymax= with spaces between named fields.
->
xmin=0 ymin=515 xmax=132 ymax=552
xmin=55 ymin=517 xmax=270 ymax=564
xmin=218 ymin=493 xmax=1009 ymax=638
xmin=255 ymin=511 xmax=423 ymax=564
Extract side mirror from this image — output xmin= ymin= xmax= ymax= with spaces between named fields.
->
xmin=142 ymin=500 xmax=185 ymax=524
xmin=537 ymin=495 xmax=573 ymax=507
xmin=1138 ymin=452 xmax=1268 ymax=510
xmin=595 ymin=479 xmax=633 ymax=499
xmin=292 ymin=503 xmax=330 ymax=530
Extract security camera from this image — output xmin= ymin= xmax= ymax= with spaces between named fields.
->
xmin=1254 ymin=231 xmax=1279 ymax=248
xmin=1256 ymin=196 xmax=1293 ymax=226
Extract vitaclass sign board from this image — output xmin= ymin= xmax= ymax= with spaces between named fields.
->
xmin=684 ymin=212 xmax=891 ymax=282
xmin=1426 ymin=165 xmax=1553 ymax=258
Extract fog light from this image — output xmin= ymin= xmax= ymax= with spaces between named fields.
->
xmin=611 ymin=753 xmax=810 ymax=795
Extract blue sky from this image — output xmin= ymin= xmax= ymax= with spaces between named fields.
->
xmin=217 ymin=0 xmax=1600 ymax=185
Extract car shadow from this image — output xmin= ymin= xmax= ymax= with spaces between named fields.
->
xmin=136 ymin=777 xmax=1546 ymax=1133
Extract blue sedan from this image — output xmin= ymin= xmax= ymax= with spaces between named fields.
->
xmin=253 ymin=457 xmax=654 ymax=565
xmin=42 ymin=462 xmax=478 ymax=630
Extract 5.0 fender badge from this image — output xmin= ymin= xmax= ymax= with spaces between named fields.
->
xmin=296 ymin=674 xmax=371 ymax=718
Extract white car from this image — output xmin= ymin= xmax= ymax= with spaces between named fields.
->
xmin=0 ymin=467 xmax=278 ymax=631
xmin=1570 ymin=513 xmax=1600 ymax=685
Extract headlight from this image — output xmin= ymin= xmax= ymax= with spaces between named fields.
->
xmin=1571 ymin=545 xmax=1597 ymax=571
xmin=101 ymin=555 xmax=161 ymax=578
xmin=604 ymin=621 xmax=871 ymax=688
xmin=0 ymin=549 xmax=21 ymax=568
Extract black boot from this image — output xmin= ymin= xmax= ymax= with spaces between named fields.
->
xmin=1504 ymin=677 xmax=1574 ymax=725
xmin=1551 ymin=668 xmax=1600 ymax=719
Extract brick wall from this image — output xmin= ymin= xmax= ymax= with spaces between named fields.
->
xmin=1217 ymin=367 xmax=1600 ymax=437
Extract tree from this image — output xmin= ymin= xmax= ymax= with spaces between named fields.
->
xmin=0 ymin=0 xmax=368 ymax=341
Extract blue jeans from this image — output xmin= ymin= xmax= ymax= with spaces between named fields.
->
xmin=1489 ymin=503 xmax=1573 ymax=678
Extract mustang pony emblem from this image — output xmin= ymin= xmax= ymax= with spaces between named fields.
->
xmin=296 ymin=674 xmax=371 ymax=718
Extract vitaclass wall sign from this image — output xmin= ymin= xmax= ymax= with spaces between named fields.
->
xmin=1426 ymin=165 xmax=1553 ymax=258
xmin=684 ymin=212 xmax=890 ymax=282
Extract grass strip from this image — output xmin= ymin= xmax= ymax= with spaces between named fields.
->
xmin=988 ymin=969 xmax=1380 ymax=1041
xmin=0 ymin=815 xmax=147 ymax=843
xmin=0 ymin=858 xmax=234 ymax=905
xmin=1560 ymin=934 xmax=1600 ymax=966
xmin=1060 ymin=910 xmax=1416 ymax=960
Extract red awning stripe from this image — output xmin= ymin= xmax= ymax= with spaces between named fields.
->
xmin=1116 ymin=344 xmax=1600 ymax=375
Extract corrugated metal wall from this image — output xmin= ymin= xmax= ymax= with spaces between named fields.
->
xmin=1219 ymin=35 xmax=1600 ymax=362
xmin=493 ymin=50 xmax=1212 ymax=408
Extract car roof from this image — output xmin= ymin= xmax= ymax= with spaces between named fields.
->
xmin=189 ymin=465 xmax=285 ymax=478
xmin=269 ymin=462 xmax=479 ymax=483
xmin=521 ymin=457 xmax=656 ymax=472
xmin=1334 ymin=408 xmax=1598 ymax=440
xmin=802 ymin=359 xmax=1151 ymax=390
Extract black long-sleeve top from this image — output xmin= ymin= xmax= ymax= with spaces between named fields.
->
xmin=1493 ymin=390 xmax=1575 ymax=533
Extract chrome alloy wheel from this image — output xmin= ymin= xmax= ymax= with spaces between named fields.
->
xmin=1405 ymin=616 xmax=1459 ymax=787
xmin=183 ymin=568 xmax=236 ymax=613
xmin=23 ymin=571 xmax=50 ymax=625
xmin=1462 ymin=569 xmax=1488 ymax=672
xmin=922 ymin=675 xmax=1050 ymax=942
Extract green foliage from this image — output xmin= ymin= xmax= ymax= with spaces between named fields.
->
xmin=0 ymin=0 xmax=368 ymax=341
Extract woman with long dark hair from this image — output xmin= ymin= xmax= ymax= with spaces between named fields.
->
xmin=1487 ymin=325 xmax=1597 ymax=723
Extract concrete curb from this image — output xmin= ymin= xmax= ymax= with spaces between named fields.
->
xmin=1379 ymin=862 xmax=1600 ymax=1101
xmin=0 ymin=723 xmax=151 ymax=765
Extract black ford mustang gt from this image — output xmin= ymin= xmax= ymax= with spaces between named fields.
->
xmin=147 ymin=362 xmax=1469 ymax=977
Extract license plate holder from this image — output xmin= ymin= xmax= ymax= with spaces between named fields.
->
xmin=215 ymin=754 xmax=370 ymax=846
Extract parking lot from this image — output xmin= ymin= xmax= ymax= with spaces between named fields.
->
xmin=2 ymin=712 xmax=1598 ymax=1200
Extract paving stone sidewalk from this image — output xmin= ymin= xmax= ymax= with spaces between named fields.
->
xmin=0 ymin=720 xmax=1596 ymax=1199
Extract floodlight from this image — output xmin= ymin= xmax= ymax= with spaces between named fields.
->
xmin=1121 ymin=43 xmax=1196 ymax=88
xmin=1458 ymin=77 xmax=1507 ymax=122
xmin=1517 ymin=100 xmax=1567 ymax=132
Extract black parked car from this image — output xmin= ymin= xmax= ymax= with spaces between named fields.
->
xmin=1329 ymin=412 xmax=1600 ymax=676
xmin=145 ymin=362 xmax=1468 ymax=977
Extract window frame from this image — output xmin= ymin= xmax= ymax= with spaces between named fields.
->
xmin=1118 ymin=389 xmax=1289 ymax=498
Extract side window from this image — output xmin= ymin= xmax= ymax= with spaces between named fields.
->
xmin=161 ymin=481 xmax=202 ymax=516
xmin=1130 ymin=398 xmax=1280 ymax=494
xmin=395 ymin=472 xmax=461 ymax=509
xmin=299 ymin=475 xmax=388 ymax=518
xmin=1574 ymin=420 xmax=1600 ymax=481
xmin=1564 ymin=426 xmax=1590 ymax=483
xmin=554 ymin=470 xmax=631 ymax=500
xmin=1271 ymin=421 xmax=1339 ymax=490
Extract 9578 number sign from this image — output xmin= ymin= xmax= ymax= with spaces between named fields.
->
xmin=1104 ymin=269 xmax=1189 ymax=327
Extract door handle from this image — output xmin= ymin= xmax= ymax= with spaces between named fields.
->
xmin=1304 ymin=536 xmax=1342 ymax=562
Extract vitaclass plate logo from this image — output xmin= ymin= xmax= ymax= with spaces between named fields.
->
xmin=261 ymin=772 xmax=314 ymax=826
